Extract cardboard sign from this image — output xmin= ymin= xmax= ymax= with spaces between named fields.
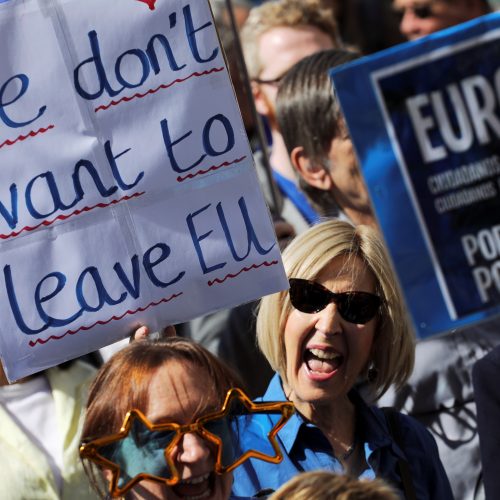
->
xmin=331 ymin=13 xmax=500 ymax=338
xmin=0 ymin=0 xmax=287 ymax=381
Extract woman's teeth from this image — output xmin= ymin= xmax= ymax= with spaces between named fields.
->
xmin=308 ymin=348 xmax=341 ymax=360
xmin=180 ymin=473 xmax=210 ymax=485
xmin=305 ymin=348 xmax=343 ymax=373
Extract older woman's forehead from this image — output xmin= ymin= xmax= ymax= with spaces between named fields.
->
xmin=145 ymin=361 xmax=219 ymax=424
xmin=289 ymin=248 xmax=369 ymax=276
xmin=313 ymin=254 xmax=377 ymax=291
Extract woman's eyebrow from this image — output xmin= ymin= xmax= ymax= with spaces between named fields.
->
xmin=147 ymin=413 xmax=180 ymax=425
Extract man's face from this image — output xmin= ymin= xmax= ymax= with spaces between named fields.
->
xmin=325 ymin=127 xmax=374 ymax=226
xmin=254 ymin=25 xmax=334 ymax=125
xmin=393 ymin=0 xmax=484 ymax=40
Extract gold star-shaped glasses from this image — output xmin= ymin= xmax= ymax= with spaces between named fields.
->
xmin=80 ymin=387 xmax=294 ymax=497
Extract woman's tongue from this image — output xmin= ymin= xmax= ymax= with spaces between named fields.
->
xmin=304 ymin=350 xmax=342 ymax=374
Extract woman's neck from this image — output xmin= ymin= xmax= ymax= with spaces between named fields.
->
xmin=284 ymin=385 xmax=357 ymax=462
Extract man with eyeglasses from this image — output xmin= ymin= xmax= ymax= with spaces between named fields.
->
xmin=394 ymin=0 xmax=491 ymax=40
xmin=240 ymin=0 xmax=342 ymax=233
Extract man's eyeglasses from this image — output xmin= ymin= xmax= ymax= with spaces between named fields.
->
xmin=394 ymin=4 xmax=433 ymax=21
xmin=80 ymin=387 xmax=294 ymax=498
xmin=289 ymin=278 xmax=381 ymax=324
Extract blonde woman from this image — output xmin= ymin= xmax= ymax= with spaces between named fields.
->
xmin=232 ymin=219 xmax=452 ymax=498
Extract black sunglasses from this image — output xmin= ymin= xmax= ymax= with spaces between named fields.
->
xmin=394 ymin=4 xmax=433 ymax=21
xmin=289 ymin=278 xmax=381 ymax=324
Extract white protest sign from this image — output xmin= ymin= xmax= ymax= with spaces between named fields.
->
xmin=0 ymin=0 xmax=287 ymax=381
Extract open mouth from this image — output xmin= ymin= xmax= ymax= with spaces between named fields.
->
xmin=171 ymin=471 xmax=214 ymax=500
xmin=304 ymin=347 xmax=344 ymax=376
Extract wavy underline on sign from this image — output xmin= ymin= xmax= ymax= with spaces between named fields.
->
xmin=177 ymin=155 xmax=247 ymax=182
xmin=28 ymin=292 xmax=183 ymax=347
xmin=207 ymin=260 xmax=279 ymax=286
xmin=0 ymin=125 xmax=55 ymax=149
xmin=0 ymin=191 xmax=145 ymax=241
xmin=94 ymin=67 xmax=225 ymax=112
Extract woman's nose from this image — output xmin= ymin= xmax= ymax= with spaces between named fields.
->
xmin=176 ymin=432 xmax=212 ymax=465
xmin=315 ymin=302 xmax=342 ymax=335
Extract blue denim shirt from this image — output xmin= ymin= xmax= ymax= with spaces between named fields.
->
xmin=232 ymin=374 xmax=453 ymax=499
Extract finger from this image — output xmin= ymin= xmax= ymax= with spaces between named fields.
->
xmin=133 ymin=325 xmax=150 ymax=341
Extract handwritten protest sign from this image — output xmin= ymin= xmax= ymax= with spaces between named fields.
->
xmin=331 ymin=13 xmax=500 ymax=338
xmin=0 ymin=0 xmax=287 ymax=381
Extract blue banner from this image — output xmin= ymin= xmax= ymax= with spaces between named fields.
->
xmin=331 ymin=13 xmax=500 ymax=338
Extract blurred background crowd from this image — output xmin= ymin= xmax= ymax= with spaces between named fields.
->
xmin=1 ymin=0 xmax=500 ymax=499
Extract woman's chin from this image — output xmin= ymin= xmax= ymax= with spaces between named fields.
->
xmin=290 ymin=363 xmax=347 ymax=406
xmin=210 ymin=472 xmax=232 ymax=500
xmin=131 ymin=474 xmax=225 ymax=500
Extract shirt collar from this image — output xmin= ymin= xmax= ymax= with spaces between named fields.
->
xmin=261 ymin=374 xmax=303 ymax=454
xmin=262 ymin=375 xmax=406 ymax=461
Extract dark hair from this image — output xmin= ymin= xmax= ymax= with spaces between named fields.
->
xmin=276 ymin=49 xmax=360 ymax=216
xmin=81 ymin=337 xmax=241 ymax=497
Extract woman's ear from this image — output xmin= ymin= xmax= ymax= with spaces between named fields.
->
xmin=290 ymin=146 xmax=333 ymax=192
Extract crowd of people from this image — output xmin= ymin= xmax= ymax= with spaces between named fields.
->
xmin=1 ymin=0 xmax=499 ymax=499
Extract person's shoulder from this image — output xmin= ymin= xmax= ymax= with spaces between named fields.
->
xmin=393 ymin=409 xmax=434 ymax=440
xmin=46 ymin=359 xmax=97 ymax=393
xmin=374 ymin=406 xmax=439 ymax=456
xmin=373 ymin=406 xmax=453 ymax=498
xmin=61 ymin=359 xmax=97 ymax=380
xmin=474 ymin=344 xmax=500 ymax=373
xmin=473 ymin=344 xmax=500 ymax=396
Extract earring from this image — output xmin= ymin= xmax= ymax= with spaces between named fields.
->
xmin=367 ymin=363 xmax=379 ymax=383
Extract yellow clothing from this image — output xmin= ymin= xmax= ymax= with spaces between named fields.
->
xmin=0 ymin=361 xmax=98 ymax=500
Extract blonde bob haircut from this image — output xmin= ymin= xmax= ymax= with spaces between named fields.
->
xmin=257 ymin=219 xmax=414 ymax=399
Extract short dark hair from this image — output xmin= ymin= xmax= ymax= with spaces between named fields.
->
xmin=276 ymin=49 xmax=360 ymax=215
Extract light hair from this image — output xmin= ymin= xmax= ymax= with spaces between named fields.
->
xmin=241 ymin=0 xmax=341 ymax=79
xmin=269 ymin=471 xmax=399 ymax=500
xmin=256 ymin=219 xmax=415 ymax=399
